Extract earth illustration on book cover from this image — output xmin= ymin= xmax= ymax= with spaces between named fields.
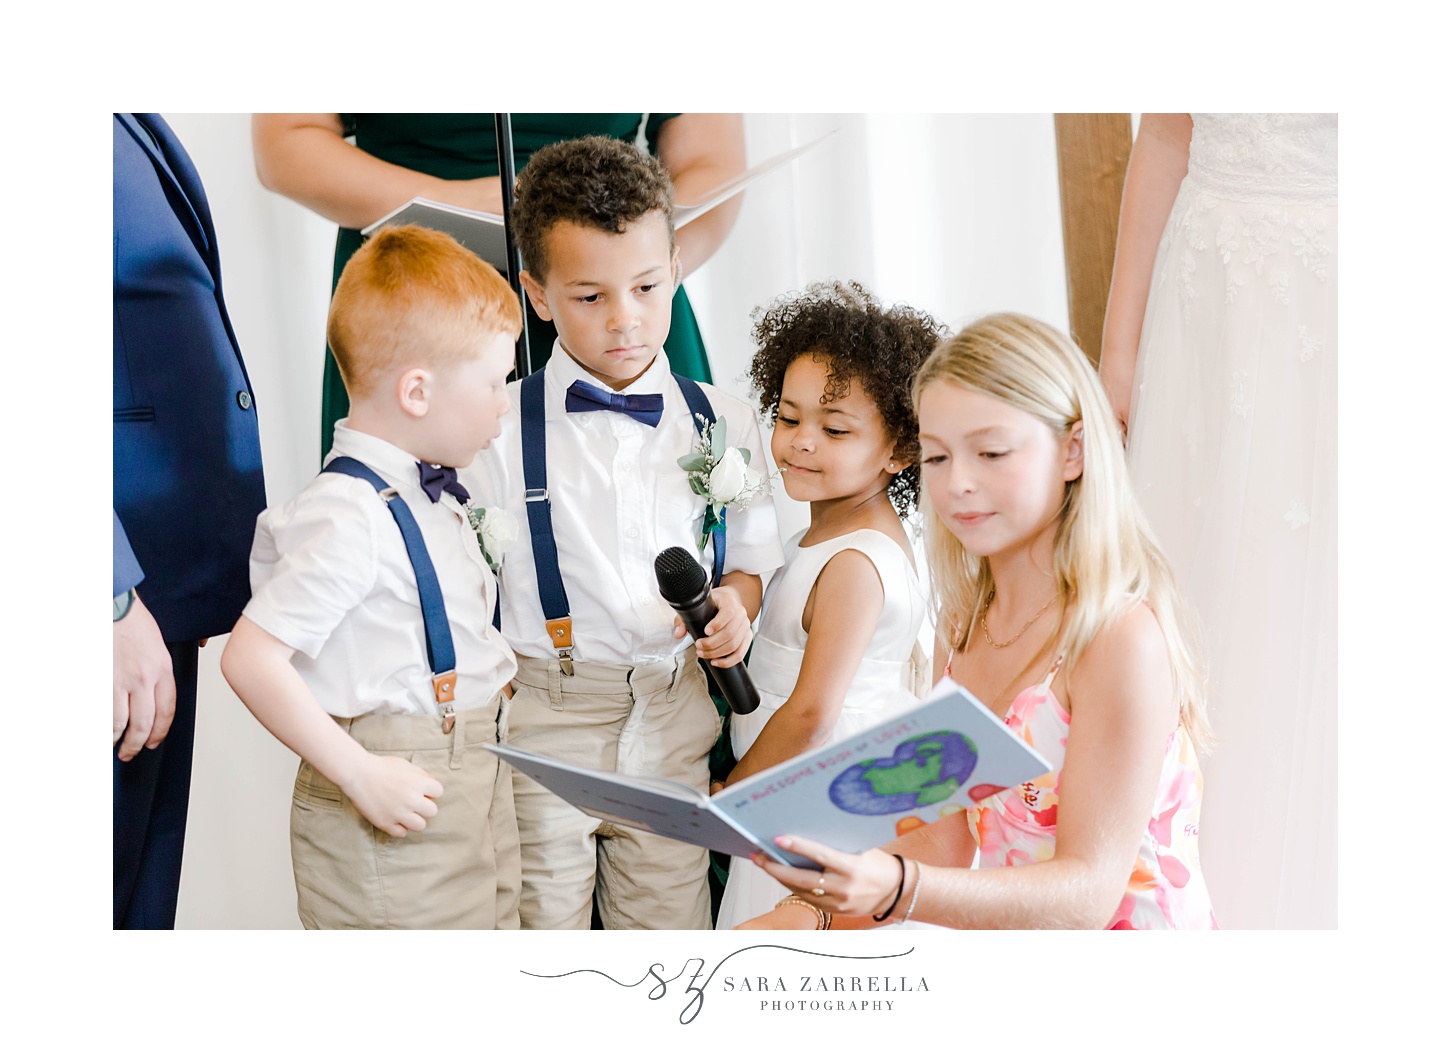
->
xmin=827 ymin=731 xmax=979 ymax=815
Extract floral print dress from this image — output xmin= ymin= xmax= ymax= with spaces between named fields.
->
xmin=964 ymin=654 xmax=1218 ymax=929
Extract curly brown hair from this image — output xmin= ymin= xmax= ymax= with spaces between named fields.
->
xmin=512 ymin=135 xmax=676 ymax=280
xmin=748 ymin=280 xmax=947 ymax=517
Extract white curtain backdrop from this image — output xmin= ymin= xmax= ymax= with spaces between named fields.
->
xmin=156 ymin=113 xmax=1327 ymax=930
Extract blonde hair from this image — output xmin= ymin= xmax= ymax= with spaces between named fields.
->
xmin=327 ymin=224 xmax=522 ymax=398
xmin=913 ymin=313 xmax=1211 ymax=752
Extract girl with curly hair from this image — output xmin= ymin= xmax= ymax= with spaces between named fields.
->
xmin=714 ymin=280 xmax=945 ymax=929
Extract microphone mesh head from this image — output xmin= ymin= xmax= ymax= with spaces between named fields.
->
xmin=654 ymin=546 xmax=707 ymax=602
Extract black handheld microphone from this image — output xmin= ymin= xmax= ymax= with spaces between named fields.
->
xmin=654 ymin=546 xmax=760 ymax=715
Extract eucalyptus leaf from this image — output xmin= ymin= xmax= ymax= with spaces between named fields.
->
xmin=677 ymin=453 xmax=710 ymax=472
xmin=689 ymin=477 xmax=708 ymax=496
xmin=738 ymin=447 xmax=751 ymax=466
xmin=709 ymin=419 xmax=726 ymax=459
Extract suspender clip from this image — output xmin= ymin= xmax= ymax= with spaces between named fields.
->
xmin=434 ymin=670 xmax=458 ymax=732
xmin=524 ymin=487 xmax=549 ymax=503
xmin=547 ymin=617 xmax=575 ymax=677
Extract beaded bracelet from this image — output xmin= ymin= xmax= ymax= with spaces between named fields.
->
xmin=872 ymin=854 xmax=908 ymax=922
xmin=776 ymin=894 xmax=831 ymax=930
xmin=900 ymin=860 xmax=924 ymax=924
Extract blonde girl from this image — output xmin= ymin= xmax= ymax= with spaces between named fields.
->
xmin=738 ymin=313 xmax=1216 ymax=930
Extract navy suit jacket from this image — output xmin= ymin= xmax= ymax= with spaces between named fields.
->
xmin=113 ymin=113 xmax=266 ymax=643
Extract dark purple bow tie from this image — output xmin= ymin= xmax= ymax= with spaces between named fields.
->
xmin=417 ymin=462 xmax=471 ymax=504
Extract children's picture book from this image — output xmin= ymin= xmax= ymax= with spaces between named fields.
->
xmin=360 ymin=130 xmax=838 ymax=272
xmin=487 ymin=674 xmax=1051 ymax=870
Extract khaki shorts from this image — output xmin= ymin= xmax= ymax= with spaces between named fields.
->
xmin=290 ymin=697 xmax=520 ymax=929
xmin=504 ymin=651 xmax=720 ymax=930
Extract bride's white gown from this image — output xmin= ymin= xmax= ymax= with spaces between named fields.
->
xmin=1127 ymin=114 xmax=1337 ymax=929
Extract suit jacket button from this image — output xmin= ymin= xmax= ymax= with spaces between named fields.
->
xmin=237 ymin=390 xmax=253 ymax=410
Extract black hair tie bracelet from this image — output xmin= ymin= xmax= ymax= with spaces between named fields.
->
xmin=872 ymin=853 xmax=908 ymax=922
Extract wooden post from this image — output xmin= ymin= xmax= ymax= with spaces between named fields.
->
xmin=1053 ymin=114 xmax=1133 ymax=367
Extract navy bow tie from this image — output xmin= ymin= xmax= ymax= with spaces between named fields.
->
xmin=564 ymin=380 xmax=665 ymax=427
xmin=417 ymin=462 xmax=472 ymax=504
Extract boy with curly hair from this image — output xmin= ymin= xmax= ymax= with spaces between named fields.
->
xmin=465 ymin=135 xmax=783 ymax=930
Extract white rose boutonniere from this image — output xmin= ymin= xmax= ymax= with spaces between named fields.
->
xmin=466 ymin=504 xmax=518 ymax=572
xmin=676 ymin=416 xmax=768 ymax=551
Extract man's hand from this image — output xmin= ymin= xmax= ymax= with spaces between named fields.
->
xmin=339 ymin=753 xmax=444 ymax=838
xmin=674 ymin=584 xmax=753 ymax=668
xmin=113 ymin=593 xmax=176 ymax=761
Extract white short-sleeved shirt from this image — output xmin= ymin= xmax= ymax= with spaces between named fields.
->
xmin=462 ymin=345 xmax=784 ymax=664
xmin=244 ymin=422 xmax=516 ymax=718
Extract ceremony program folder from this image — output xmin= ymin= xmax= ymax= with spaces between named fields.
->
xmin=486 ymin=675 xmax=1051 ymax=870
xmin=362 ymin=197 xmax=509 ymax=268
xmin=361 ymin=131 xmax=837 ymax=273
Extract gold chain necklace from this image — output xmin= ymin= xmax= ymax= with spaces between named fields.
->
xmin=978 ymin=590 xmax=1060 ymax=649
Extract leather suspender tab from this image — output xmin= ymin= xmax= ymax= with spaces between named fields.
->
xmin=547 ymin=617 xmax=575 ymax=676
xmin=434 ymin=670 xmax=458 ymax=732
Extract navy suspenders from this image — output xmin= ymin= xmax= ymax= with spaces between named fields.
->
xmin=322 ymin=457 xmax=463 ymax=731
xmin=520 ymin=372 xmax=575 ymax=674
xmin=518 ymin=370 xmax=724 ymax=676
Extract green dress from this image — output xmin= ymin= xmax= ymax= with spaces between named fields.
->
xmin=321 ymin=113 xmax=713 ymax=458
